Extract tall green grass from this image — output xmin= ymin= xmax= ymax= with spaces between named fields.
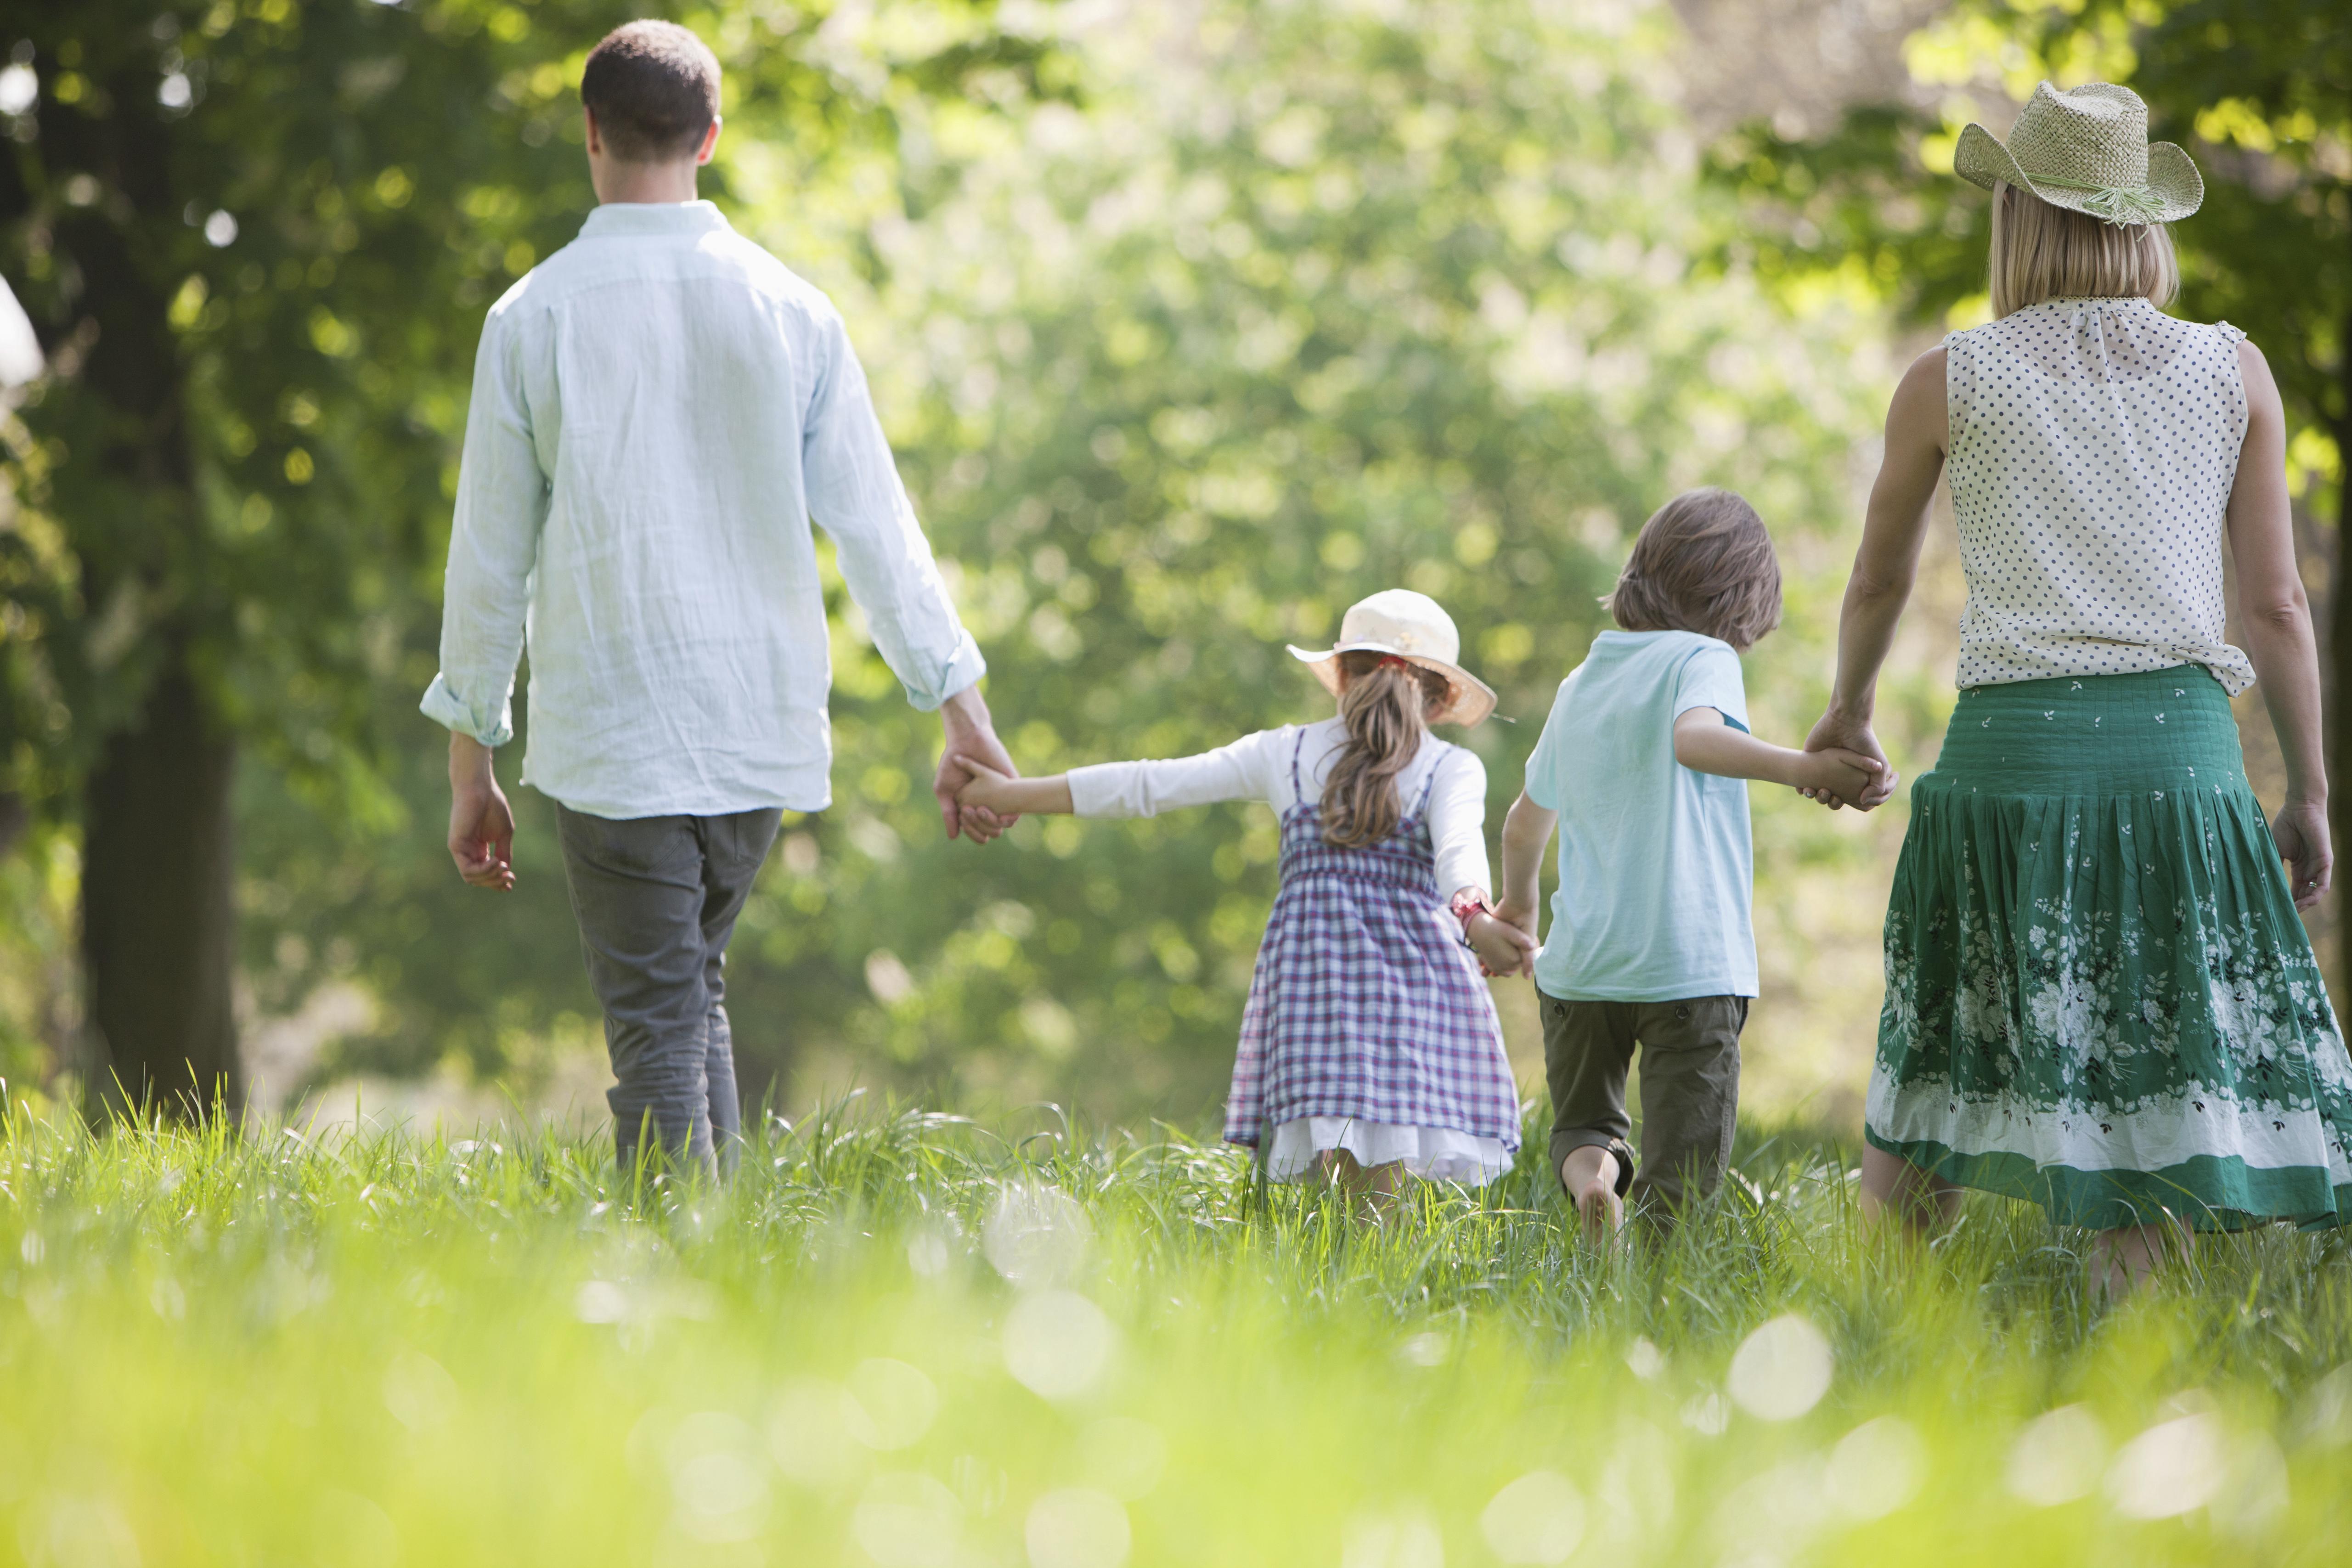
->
xmin=3 ymin=1096 xmax=2349 ymax=1567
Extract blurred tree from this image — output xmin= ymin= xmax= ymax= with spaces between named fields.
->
xmin=688 ymin=0 xmax=1883 ymax=1119
xmin=0 ymin=0 xmax=1050 ymax=1113
xmin=10 ymin=0 xmax=1881 ymax=1127
xmin=1704 ymin=0 xmax=2349 ymax=962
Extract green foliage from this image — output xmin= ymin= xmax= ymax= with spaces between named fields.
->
xmin=0 ymin=0 xmax=1058 ymax=814
xmin=6 ymin=1104 xmax=2352 ymax=1563
xmin=643 ymin=0 xmax=1883 ymax=1116
xmin=174 ymin=0 xmax=1894 ymax=1120
xmin=1706 ymin=0 xmax=2349 ymax=467
xmin=0 ymin=0 xmax=1057 ymax=1085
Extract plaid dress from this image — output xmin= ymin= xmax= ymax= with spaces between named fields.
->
xmin=1224 ymin=732 xmax=1523 ymax=1155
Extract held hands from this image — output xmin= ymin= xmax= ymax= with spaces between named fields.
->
xmin=1798 ymin=709 xmax=1900 ymax=812
xmin=1468 ymin=900 xmax=1540 ymax=978
xmin=953 ymin=756 xmax=1024 ymax=818
xmin=1794 ymin=748 xmax=1890 ymax=812
xmin=935 ymin=687 xmax=1020 ymax=844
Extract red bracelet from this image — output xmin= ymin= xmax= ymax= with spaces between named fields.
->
xmin=1449 ymin=890 xmax=1491 ymax=931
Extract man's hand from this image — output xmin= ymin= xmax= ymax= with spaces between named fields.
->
xmin=1801 ymin=708 xmax=1898 ymax=811
xmin=448 ymin=733 xmax=516 ymax=890
xmin=935 ymin=686 xmax=1019 ymax=843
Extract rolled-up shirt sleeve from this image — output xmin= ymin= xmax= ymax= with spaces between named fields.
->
xmin=420 ymin=301 xmax=547 ymax=746
xmin=803 ymin=308 xmax=985 ymax=712
xmin=1427 ymin=746 xmax=1493 ymax=897
xmin=1067 ymin=730 xmax=1280 ymax=818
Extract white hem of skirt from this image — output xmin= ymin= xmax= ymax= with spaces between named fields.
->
xmin=1266 ymin=1117 xmax=1515 ymax=1186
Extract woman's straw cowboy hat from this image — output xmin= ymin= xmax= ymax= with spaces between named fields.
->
xmin=1288 ymin=588 xmax=1498 ymax=728
xmin=1955 ymin=81 xmax=2203 ymax=226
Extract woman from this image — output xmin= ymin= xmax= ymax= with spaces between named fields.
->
xmin=1806 ymin=81 xmax=2352 ymax=1292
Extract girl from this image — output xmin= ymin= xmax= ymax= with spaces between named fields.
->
xmin=956 ymin=589 xmax=1529 ymax=1199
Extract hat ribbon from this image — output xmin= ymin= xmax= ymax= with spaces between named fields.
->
xmin=2015 ymin=169 xmax=2168 ymax=225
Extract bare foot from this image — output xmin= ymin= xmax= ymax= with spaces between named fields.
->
xmin=1559 ymin=1146 xmax=1624 ymax=1243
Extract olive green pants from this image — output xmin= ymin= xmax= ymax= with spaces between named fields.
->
xmin=1540 ymin=991 xmax=1746 ymax=1213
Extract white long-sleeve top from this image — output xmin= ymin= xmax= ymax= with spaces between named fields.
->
xmin=421 ymin=200 xmax=984 ymax=819
xmin=1067 ymin=719 xmax=1493 ymax=896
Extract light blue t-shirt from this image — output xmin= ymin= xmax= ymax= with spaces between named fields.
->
xmin=1523 ymin=630 xmax=1758 ymax=1002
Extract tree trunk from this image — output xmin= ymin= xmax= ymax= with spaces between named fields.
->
xmin=80 ymin=653 xmax=239 ymax=1119
xmin=2337 ymin=400 xmax=2352 ymax=1004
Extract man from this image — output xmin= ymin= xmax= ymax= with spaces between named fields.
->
xmin=423 ymin=20 xmax=1015 ymax=1175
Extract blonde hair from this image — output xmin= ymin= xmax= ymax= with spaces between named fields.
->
xmin=1603 ymin=488 xmax=1782 ymax=652
xmin=1990 ymin=180 xmax=2179 ymax=318
xmin=1320 ymin=650 xmax=1450 ymax=849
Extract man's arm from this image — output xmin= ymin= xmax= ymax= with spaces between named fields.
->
xmin=800 ymin=309 xmax=1015 ymax=841
xmin=423 ymin=307 xmax=547 ymax=886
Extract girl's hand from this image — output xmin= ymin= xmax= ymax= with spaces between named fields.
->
xmin=2272 ymin=798 xmax=2333 ymax=910
xmin=1466 ymin=912 xmax=1536 ymax=978
xmin=954 ymin=757 xmax=1020 ymax=815
xmin=952 ymin=758 xmax=1077 ymax=818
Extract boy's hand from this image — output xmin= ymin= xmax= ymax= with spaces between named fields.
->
xmin=1467 ymin=911 xmax=1537 ymax=977
xmin=1803 ymin=710 xmax=1899 ymax=809
xmin=1490 ymin=898 xmax=1540 ymax=942
xmin=1795 ymin=748 xmax=1887 ymax=811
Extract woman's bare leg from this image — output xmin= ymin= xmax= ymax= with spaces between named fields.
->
xmin=2087 ymin=1220 xmax=2190 ymax=1298
xmin=1860 ymin=1144 xmax=1961 ymax=1235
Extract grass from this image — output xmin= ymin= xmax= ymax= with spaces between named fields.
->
xmin=4 ymin=1096 xmax=2351 ymax=1568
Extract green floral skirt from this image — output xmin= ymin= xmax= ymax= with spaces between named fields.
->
xmin=1867 ymin=666 xmax=2352 ymax=1231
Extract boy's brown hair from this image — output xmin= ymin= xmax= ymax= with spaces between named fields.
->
xmin=1602 ymin=488 xmax=1782 ymax=650
xmin=581 ymin=21 xmax=722 ymax=163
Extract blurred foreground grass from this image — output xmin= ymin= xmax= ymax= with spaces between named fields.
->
xmin=4 ymin=1100 xmax=2352 ymax=1568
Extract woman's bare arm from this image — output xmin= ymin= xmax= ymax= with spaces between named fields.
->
xmin=1805 ymin=347 xmax=1948 ymax=807
xmin=2226 ymin=339 xmax=2331 ymax=908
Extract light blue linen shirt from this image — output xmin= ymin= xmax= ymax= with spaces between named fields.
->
xmin=1522 ymin=630 xmax=1758 ymax=1001
xmin=422 ymin=200 xmax=985 ymax=819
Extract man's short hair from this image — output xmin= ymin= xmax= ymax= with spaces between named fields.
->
xmin=1602 ymin=488 xmax=1783 ymax=651
xmin=581 ymin=21 xmax=721 ymax=163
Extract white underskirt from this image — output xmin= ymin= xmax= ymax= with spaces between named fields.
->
xmin=1267 ymin=1117 xmax=1515 ymax=1186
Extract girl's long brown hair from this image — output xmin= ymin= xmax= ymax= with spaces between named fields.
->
xmin=1320 ymin=650 xmax=1450 ymax=848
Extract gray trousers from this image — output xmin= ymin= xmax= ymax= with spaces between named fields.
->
xmin=556 ymin=804 xmax=782 ymax=1174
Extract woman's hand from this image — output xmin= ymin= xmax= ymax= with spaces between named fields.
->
xmin=2271 ymin=798 xmax=2333 ymax=911
xmin=1801 ymin=709 xmax=1898 ymax=811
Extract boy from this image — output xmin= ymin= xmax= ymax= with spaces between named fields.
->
xmin=1472 ymin=490 xmax=1881 ymax=1230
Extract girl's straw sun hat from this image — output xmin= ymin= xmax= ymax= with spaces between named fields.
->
xmin=1955 ymin=80 xmax=2202 ymax=226
xmin=1287 ymin=588 xmax=1498 ymax=728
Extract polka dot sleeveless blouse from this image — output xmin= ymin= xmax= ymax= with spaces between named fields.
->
xmin=1944 ymin=296 xmax=2256 ymax=695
